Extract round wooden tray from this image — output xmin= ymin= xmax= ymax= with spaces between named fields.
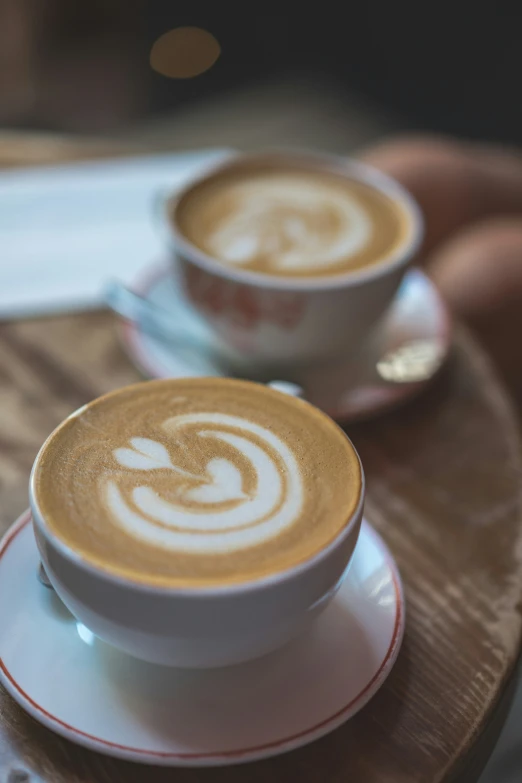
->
xmin=0 ymin=136 xmax=521 ymax=782
xmin=0 ymin=313 xmax=520 ymax=783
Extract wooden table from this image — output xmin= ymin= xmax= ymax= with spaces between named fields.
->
xmin=1 ymin=136 xmax=522 ymax=783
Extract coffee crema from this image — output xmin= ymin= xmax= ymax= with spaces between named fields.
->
xmin=175 ymin=163 xmax=410 ymax=278
xmin=33 ymin=379 xmax=361 ymax=588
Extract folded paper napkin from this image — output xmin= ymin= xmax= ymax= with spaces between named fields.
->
xmin=0 ymin=149 xmax=229 ymax=319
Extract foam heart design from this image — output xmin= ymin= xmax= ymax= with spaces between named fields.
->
xmin=107 ymin=412 xmax=303 ymax=553
xmin=114 ymin=438 xmax=174 ymax=471
xmin=184 ymin=458 xmax=247 ymax=504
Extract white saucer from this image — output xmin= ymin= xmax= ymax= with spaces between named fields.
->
xmin=0 ymin=512 xmax=404 ymax=767
xmin=118 ymin=264 xmax=451 ymax=422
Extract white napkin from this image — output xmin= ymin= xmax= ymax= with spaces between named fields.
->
xmin=0 ymin=149 xmax=229 ymax=319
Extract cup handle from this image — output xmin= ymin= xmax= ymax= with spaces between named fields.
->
xmin=268 ymin=381 xmax=304 ymax=399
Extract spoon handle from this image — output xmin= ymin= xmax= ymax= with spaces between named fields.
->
xmin=105 ymin=281 xmax=206 ymax=349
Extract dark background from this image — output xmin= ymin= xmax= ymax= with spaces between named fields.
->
xmin=1 ymin=0 xmax=521 ymax=145
xmin=146 ymin=3 xmax=522 ymax=144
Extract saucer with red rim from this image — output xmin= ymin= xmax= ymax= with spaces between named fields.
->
xmin=117 ymin=263 xmax=450 ymax=423
xmin=0 ymin=511 xmax=404 ymax=767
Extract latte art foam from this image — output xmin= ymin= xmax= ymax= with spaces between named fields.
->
xmin=203 ymin=178 xmax=371 ymax=273
xmin=33 ymin=379 xmax=361 ymax=587
xmin=176 ymin=165 xmax=410 ymax=278
xmin=106 ymin=413 xmax=304 ymax=553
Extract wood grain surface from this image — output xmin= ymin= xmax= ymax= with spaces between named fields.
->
xmin=0 ymin=135 xmax=521 ymax=783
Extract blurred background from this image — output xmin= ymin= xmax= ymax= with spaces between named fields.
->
xmin=1 ymin=4 xmax=522 ymax=782
xmin=2 ymin=0 xmax=521 ymax=148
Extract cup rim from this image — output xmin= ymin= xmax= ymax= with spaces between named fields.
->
xmin=29 ymin=377 xmax=365 ymax=598
xmin=164 ymin=148 xmax=424 ymax=291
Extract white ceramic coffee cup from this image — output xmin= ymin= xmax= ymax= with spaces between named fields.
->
xmin=29 ymin=403 xmax=364 ymax=668
xmin=162 ymin=150 xmax=423 ymax=380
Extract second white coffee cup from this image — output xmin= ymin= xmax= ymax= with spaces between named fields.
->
xmin=161 ymin=150 xmax=423 ymax=380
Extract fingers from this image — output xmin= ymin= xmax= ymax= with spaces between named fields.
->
xmin=361 ymin=135 xmax=522 ymax=256
xmin=427 ymin=216 xmax=522 ymax=396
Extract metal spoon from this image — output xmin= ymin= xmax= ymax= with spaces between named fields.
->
xmin=105 ymin=280 xmax=224 ymax=374
xmin=105 ymin=280 xmax=210 ymax=350
xmin=106 ymin=280 xmax=444 ymax=386
xmin=375 ymin=338 xmax=446 ymax=384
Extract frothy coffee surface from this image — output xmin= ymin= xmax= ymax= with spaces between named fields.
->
xmin=33 ymin=379 xmax=361 ymax=587
xmin=175 ymin=164 xmax=409 ymax=277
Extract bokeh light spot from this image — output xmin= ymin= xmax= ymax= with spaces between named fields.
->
xmin=150 ymin=27 xmax=221 ymax=79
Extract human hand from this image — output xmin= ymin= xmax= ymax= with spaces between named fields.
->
xmin=363 ymin=136 xmax=522 ymax=401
